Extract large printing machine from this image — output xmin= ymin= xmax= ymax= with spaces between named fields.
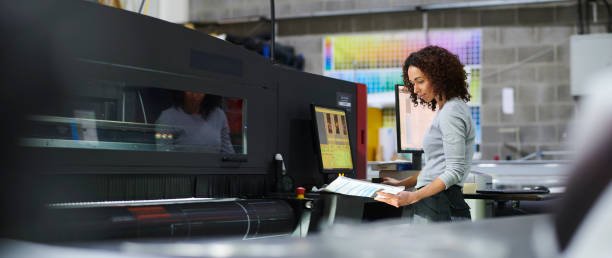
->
xmin=1 ymin=0 xmax=370 ymax=243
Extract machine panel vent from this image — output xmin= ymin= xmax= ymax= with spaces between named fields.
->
xmin=190 ymin=49 xmax=243 ymax=76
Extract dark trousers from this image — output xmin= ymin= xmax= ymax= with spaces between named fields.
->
xmin=412 ymin=185 xmax=471 ymax=223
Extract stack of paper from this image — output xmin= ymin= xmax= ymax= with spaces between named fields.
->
xmin=369 ymin=160 xmax=413 ymax=171
xmin=323 ymin=176 xmax=405 ymax=198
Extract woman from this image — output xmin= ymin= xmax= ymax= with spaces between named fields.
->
xmin=375 ymin=46 xmax=475 ymax=222
xmin=156 ymin=90 xmax=235 ymax=154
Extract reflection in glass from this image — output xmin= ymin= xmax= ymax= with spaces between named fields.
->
xmin=156 ymin=91 xmax=234 ymax=153
xmin=22 ymin=81 xmax=246 ymax=154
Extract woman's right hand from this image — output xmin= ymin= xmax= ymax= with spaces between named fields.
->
xmin=381 ymin=177 xmax=402 ymax=186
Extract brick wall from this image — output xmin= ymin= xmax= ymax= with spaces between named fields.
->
xmin=190 ymin=0 xmax=491 ymax=22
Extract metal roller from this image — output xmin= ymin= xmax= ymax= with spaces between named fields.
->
xmin=43 ymin=198 xmax=296 ymax=242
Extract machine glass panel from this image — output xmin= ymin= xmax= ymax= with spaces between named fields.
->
xmin=22 ymin=82 xmax=246 ymax=154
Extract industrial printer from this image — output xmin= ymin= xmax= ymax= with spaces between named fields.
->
xmin=1 ymin=0 xmax=368 ymax=242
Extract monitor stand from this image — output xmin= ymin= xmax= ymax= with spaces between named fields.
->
xmin=412 ymin=152 xmax=422 ymax=170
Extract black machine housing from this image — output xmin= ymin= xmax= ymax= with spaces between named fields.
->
xmin=1 ymin=0 xmax=362 ymax=241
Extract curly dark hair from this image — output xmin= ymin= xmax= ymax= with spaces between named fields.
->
xmin=171 ymin=90 xmax=223 ymax=120
xmin=402 ymin=45 xmax=470 ymax=111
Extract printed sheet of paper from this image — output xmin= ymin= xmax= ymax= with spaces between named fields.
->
xmin=323 ymin=176 xmax=405 ymax=198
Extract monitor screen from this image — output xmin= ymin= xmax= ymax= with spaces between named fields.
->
xmin=395 ymin=84 xmax=437 ymax=153
xmin=311 ymin=105 xmax=354 ymax=173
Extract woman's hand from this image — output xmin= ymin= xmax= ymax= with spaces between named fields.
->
xmin=374 ymin=191 xmax=420 ymax=208
xmin=381 ymin=177 xmax=402 ymax=186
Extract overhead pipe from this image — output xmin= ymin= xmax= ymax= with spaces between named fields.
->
xmin=207 ymin=0 xmax=572 ymax=24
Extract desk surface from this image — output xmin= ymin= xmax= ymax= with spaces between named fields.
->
xmin=319 ymin=189 xmax=564 ymax=201
xmin=464 ymin=192 xmax=563 ymax=201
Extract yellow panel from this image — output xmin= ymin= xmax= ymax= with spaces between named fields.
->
xmin=367 ymin=107 xmax=382 ymax=161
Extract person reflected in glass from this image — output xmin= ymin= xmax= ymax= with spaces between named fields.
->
xmin=375 ymin=46 xmax=475 ymax=223
xmin=156 ymin=90 xmax=235 ymax=153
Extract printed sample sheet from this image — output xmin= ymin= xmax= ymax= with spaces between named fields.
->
xmin=324 ymin=176 xmax=405 ymax=198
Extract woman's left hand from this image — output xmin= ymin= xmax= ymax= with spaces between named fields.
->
xmin=374 ymin=191 xmax=420 ymax=207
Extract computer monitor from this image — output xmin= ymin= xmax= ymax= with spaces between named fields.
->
xmin=395 ymin=84 xmax=437 ymax=153
xmin=311 ymin=104 xmax=354 ymax=174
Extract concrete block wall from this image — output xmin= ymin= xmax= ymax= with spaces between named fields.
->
xmin=193 ymin=2 xmax=611 ymax=160
xmin=190 ymin=0 xmax=491 ymax=22
xmin=480 ymin=24 xmax=607 ymax=160
xmin=480 ymin=26 xmax=574 ymax=160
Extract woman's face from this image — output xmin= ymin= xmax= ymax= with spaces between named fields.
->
xmin=407 ymin=66 xmax=435 ymax=102
xmin=185 ymin=91 xmax=205 ymax=103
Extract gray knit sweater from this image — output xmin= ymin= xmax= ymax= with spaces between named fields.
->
xmin=415 ymin=98 xmax=475 ymax=189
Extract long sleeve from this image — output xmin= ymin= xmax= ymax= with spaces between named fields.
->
xmin=415 ymin=98 xmax=475 ymax=190
xmin=438 ymin=110 xmax=469 ymax=189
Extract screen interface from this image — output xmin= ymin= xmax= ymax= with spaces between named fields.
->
xmin=313 ymin=106 xmax=353 ymax=170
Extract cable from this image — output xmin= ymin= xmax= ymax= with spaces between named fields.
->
xmin=585 ymin=0 xmax=592 ymax=34
xmin=121 ymin=91 xmax=126 ymax=122
xmin=138 ymin=0 xmax=146 ymax=14
xmin=578 ymin=0 xmax=584 ymax=34
xmin=270 ymin=0 xmax=276 ymax=62
xmin=422 ymin=11 xmax=430 ymax=45
xmin=137 ymin=90 xmax=148 ymax=124
xmin=481 ymin=43 xmax=560 ymax=81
